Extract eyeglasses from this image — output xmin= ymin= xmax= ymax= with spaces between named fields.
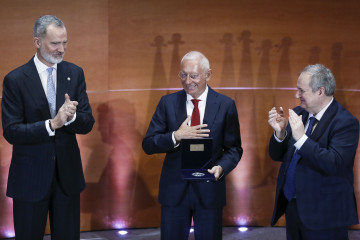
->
xmin=178 ymin=72 xmax=201 ymax=80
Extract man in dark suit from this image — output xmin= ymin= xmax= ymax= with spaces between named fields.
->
xmin=142 ymin=51 xmax=242 ymax=240
xmin=268 ymin=64 xmax=359 ymax=240
xmin=1 ymin=15 xmax=94 ymax=239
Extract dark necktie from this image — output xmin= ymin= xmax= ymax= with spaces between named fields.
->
xmin=191 ymin=99 xmax=200 ymax=126
xmin=284 ymin=116 xmax=317 ymax=201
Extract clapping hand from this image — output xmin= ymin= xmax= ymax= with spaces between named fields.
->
xmin=268 ymin=107 xmax=287 ymax=140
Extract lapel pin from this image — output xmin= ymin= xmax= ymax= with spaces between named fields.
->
xmin=67 ymin=77 xmax=71 ymax=81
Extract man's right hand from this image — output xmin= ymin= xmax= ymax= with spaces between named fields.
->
xmin=174 ymin=115 xmax=210 ymax=142
xmin=50 ymin=93 xmax=78 ymax=130
xmin=268 ymin=107 xmax=287 ymax=140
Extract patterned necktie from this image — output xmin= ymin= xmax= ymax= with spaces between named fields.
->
xmin=191 ymin=99 xmax=201 ymax=126
xmin=46 ymin=67 xmax=56 ymax=118
xmin=284 ymin=116 xmax=317 ymax=201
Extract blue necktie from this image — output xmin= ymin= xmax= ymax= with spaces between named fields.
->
xmin=284 ymin=116 xmax=317 ymax=201
xmin=46 ymin=68 xmax=56 ymax=118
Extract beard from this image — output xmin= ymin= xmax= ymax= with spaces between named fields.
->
xmin=39 ymin=46 xmax=64 ymax=65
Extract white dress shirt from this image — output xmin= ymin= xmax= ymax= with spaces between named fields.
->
xmin=274 ymin=97 xmax=334 ymax=151
xmin=172 ymin=85 xmax=209 ymax=144
xmin=33 ymin=54 xmax=76 ymax=136
xmin=186 ymin=85 xmax=208 ymax=126
xmin=294 ymin=97 xmax=333 ymax=150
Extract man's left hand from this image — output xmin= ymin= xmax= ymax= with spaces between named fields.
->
xmin=208 ymin=165 xmax=223 ymax=181
xmin=288 ymin=109 xmax=305 ymax=141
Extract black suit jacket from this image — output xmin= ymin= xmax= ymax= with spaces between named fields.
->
xmin=2 ymin=57 xmax=95 ymax=202
xmin=142 ymin=87 xmax=242 ymax=208
xmin=269 ymin=99 xmax=359 ymax=230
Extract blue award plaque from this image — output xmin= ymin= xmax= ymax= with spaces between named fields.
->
xmin=181 ymin=138 xmax=214 ymax=181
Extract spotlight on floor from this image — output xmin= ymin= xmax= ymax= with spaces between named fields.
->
xmin=3 ymin=229 xmax=15 ymax=238
xmin=118 ymin=230 xmax=128 ymax=235
xmin=238 ymin=227 xmax=248 ymax=232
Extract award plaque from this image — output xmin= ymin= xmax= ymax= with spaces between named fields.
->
xmin=181 ymin=138 xmax=214 ymax=181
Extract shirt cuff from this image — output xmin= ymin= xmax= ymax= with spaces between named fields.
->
xmin=172 ymin=131 xmax=180 ymax=148
xmin=46 ymin=120 xmax=55 ymax=136
xmin=218 ymin=166 xmax=224 ymax=180
xmin=294 ymin=134 xmax=308 ymax=150
xmin=273 ymin=131 xmax=287 ymax=142
xmin=65 ymin=113 xmax=76 ymax=126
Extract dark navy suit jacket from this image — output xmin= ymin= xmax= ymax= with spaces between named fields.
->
xmin=142 ymin=87 xmax=242 ymax=208
xmin=270 ymin=99 xmax=359 ymax=230
xmin=2 ymin=57 xmax=95 ymax=202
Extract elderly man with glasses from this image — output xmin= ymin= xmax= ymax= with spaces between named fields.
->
xmin=143 ymin=51 xmax=243 ymax=240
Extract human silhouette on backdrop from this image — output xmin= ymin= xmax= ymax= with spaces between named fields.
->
xmin=308 ymin=46 xmax=321 ymax=65
xmin=275 ymin=36 xmax=293 ymax=87
xmin=146 ymin=35 xmax=168 ymax=130
xmin=143 ymin=51 xmax=242 ymax=240
xmin=220 ymin=33 xmax=236 ymax=87
xmin=1 ymin=15 xmax=94 ymax=239
xmin=256 ymin=39 xmax=273 ymax=87
xmin=238 ymin=30 xmax=254 ymax=87
xmin=331 ymin=42 xmax=347 ymax=108
xmin=268 ymin=64 xmax=359 ymax=240
xmin=168 ymin=33 xmax=185 ymax=88
xmin=81 ymin=101 xmax=156 ymax=229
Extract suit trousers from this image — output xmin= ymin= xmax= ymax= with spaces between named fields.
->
xmin=161 ymin=182 xmax=223 ymax=240
xmin=285 ymin=198 xmax=348 ymax=240
xmin=12 ymin=167 xmax=80 ymax=240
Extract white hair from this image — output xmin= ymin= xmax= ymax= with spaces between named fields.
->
xmin=180 ymin=51 xmax=210 ymax=71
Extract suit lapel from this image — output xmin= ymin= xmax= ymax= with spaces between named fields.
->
xmin=22 ymin=58 xmax=51 ymax=117
xmin=56 ymin=62 xmax=71 ymax=112
xmin=286 ymin=101 xmax=336 ymax=165
xmin=301 ymin=111 xmax=310 ymax=127
xmin=23 ymin=58 xmax=72 ymax=118
xmin=291 ymin=100 xmax=337 ymax=142
xmin=286 ymin=110 xmax=309 ymax=153
xmin=204 ymin=87 xmax=219 ymax=129
xmin=172 ymin=87 xmax=224 ymax=129
xmin=175 ymin=90 xmax=187 ymax=127
xmin=310 ymin=99 xmax=338 ymax=141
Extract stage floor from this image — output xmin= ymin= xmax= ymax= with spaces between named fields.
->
xmin=33 ymin=227 xmax=360 ymax=240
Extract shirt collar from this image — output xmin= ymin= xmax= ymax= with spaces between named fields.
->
xmin=186 ymin=85 xmax=209 ymax=102
xmin=34 ymin=53 xmax=58 ymax=72
xmin=309 ymin=97 xmax=334 ymax=121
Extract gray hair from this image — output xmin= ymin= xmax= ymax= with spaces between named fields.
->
xmin=181 ymin=51 xmax=210 ymax=72
xmin=33 ymin=15 xmax=65 ymax=38
xmin=301 ymin=64 xmax=336 ymax=96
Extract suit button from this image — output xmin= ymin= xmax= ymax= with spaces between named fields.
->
xmin=53 ymin=156 xmax=56 ymax=160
